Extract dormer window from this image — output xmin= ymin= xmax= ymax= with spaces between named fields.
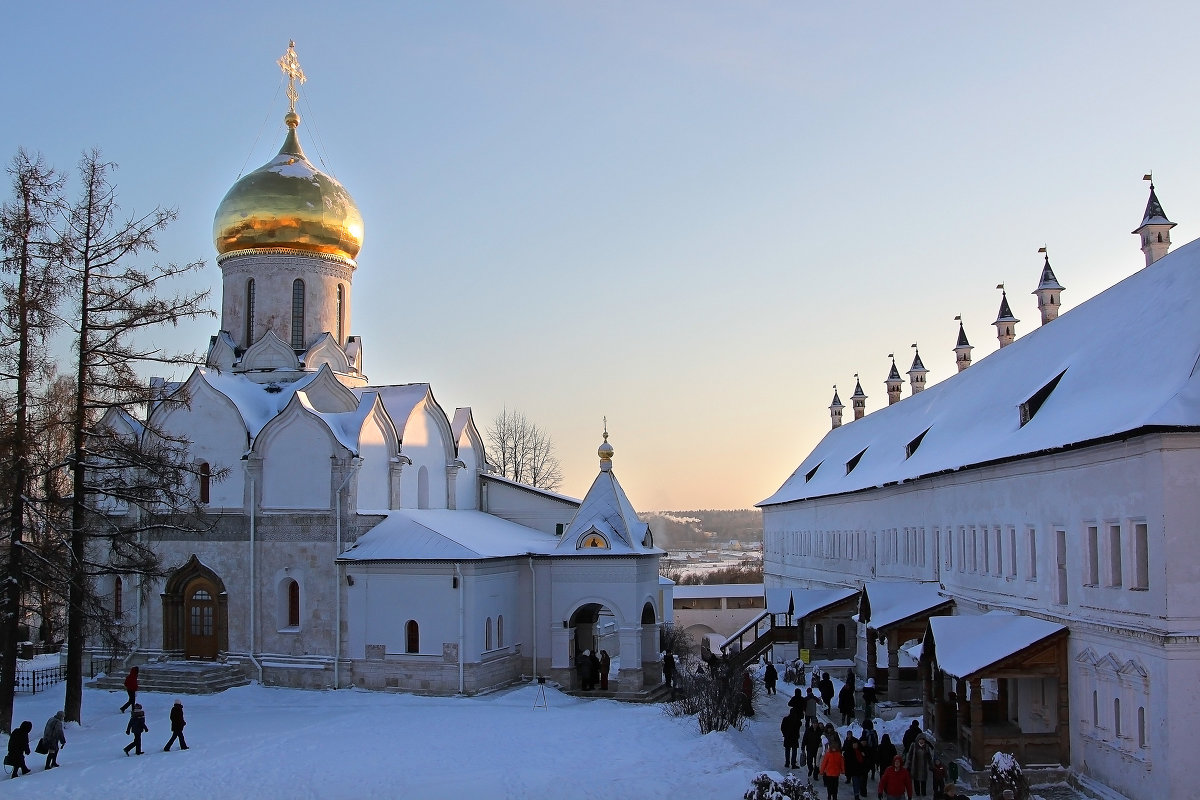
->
xmin=905 ymin=428 xmax=931 ymax=459
xmin=845 ymin=448 xmax=867 ymax=474
xmin=805 ymin=461 xmax=822 ymax=483
xmin=1020 ymin=369 xmax=1067 ymax=426
xmin=579 ymin=531 xmax=610 ymax=550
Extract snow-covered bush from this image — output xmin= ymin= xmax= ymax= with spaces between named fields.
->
xmin=987 ymin=751 xmax=1030 ymax=800
xmin=742 ymin=772 xmax=818 ymax=800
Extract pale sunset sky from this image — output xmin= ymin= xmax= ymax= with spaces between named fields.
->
xmin=4 ymin=2 xmax=1200 ymax=509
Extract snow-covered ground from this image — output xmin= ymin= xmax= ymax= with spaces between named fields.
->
xmin=3 ymin=661 xmax=1083 ymax=799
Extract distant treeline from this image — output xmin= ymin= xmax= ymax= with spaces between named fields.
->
xmin=662 ymin=564 xmax=763 ymax=585
xmin=640 ymin=509 xmax=762 ymax=549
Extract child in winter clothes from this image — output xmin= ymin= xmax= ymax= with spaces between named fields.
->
xmin=163 ymin=700 xmax=188 ymax=751
xmin=42 ymin=710 xmax=66 ymax=769
xmin=5 ymin=721 xmax=32 ymax=777
xmin=124 ymin=703 xmax=148 ymax=755
xmin=931 ymin=758 xmax=947 ymax=797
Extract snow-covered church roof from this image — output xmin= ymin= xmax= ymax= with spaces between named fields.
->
xmin=761 ymin=238 xmax=1200 ymax=506
xmin=338 ymin=509 xmax=560 ymax=561
xmin=555 ymin=434 xmax=661 ymax=555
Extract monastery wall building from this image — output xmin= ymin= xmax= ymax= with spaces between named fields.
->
xmin=95 ymin=46 xmax=665 ymax=697
xmin=760 ymin=184 xmax=1196 ymax=799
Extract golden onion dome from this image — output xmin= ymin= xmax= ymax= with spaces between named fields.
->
xmin=213 ymin=112 xmax=363 ymax=262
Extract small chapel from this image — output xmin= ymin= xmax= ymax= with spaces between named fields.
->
xmin=94 ymin=44 xmax=665 ymax=695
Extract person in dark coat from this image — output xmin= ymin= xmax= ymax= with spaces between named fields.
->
xmin=780 ymin=707 xmax=803 ymax=769
xmin=663 ymin=652 xmax=676 ymax=688
xmin=861 ymin=678 xmax=877 ymax=721
xmin=119 ymin=666 xmax=139 ymax=713
xmin=802 ymin=717 xmax=823 ymax=780
xmin=788 ymin=687 xmax=806 ymax=711
xmin=764 ymin=661 xmax=778 ymax=695
xmin=860 ymin=718 xmax=880 ymax=779
xmin=42 ymin=711 xmax=66 ymax=769
xmin=163 ymin=700 xmax=188 ymax=751
xmin=124 ymin=703 xmax=148 ymax=756
xmin=901 ymin=720 xmax=922 ymax=757
xmin=741 ymin=670 xmax=755 ymax=717
xmin=588 ymin=651 xmax=601 ymax=690
xmin=842 ymin=736 xmax=869 ymax=800
xmin=577 ymin=650 xmax=595 ymax=690
xmin=876 ymin=733 xmax=898 ymax=776
xmin=5 ymin=721 xmax=32 ymax=777
xmin=819 ymin=672 xmax=835 ymax=712
xmin=837 ymin=682 xmax=856 ymax=724
xmin=598 ymin=650 xmax=611 ymax=691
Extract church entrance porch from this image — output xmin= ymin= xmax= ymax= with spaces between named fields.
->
xmin=568 ymin=603 xmax=618 ymax=690
xmin=162 ymin=555 xmax=230 ymax=660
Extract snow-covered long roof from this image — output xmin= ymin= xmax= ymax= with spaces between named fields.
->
xmin=927 ymin=611 xmax=1066 ymax=679
xmin=761 ymin=238 xmax=1200 ymax=506
xmin=861 ymin=581 xmax=951 ymax=630
xmin=765 ymin=586 xmax=858 ymax=616
xmin=338 ymin=509 xmax=559 ymax=561
xmin=675 ymin=584 xmax=764 ymax=600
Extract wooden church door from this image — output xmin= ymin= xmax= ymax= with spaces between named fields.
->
xmin=184 ymin=578 xmax=218 ymax=659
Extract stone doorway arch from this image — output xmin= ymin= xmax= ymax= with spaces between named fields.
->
xmin=162 ymin=555 xmax=229 ymax=659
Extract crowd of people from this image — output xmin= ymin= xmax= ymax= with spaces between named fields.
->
xmin=768 ymin=663 xmax=959 ymax=800
xmin=5 ymin=667 xmax=190 ymax=779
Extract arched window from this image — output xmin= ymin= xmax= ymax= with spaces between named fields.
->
xmin=836 ymin=624 xmax=846 ymax=649
xmin=814 ymin=624 xmax=825 ymax=648
xmin=417 ymin=466 xmax=429 ymax=509
xmin=287 ymin=580 xmax=300 ymax=627
xmin=245 ymin=278 xmax=256 ymax=345
xmin=198 ymin=461 xmax=210 ymax=504
xmin=337 ymin=284 xmax=345 ymax=344
xmin=1092 ymin=690 xmax=1099 ymax=726
xmin=405 ymin=620 xmax=419 ymax=654
xmin=291 ymin=279 xmax=305 ymax=350
xmin=1113 ymin=697 xmax=1122 ymax=738
xmin=497 ymin=615 xmax=504 ymax=648
xmin=1138 ymin=706 xmax=1146 ymax=748
xmin=485 ymin=617 xmax=493 ymax=651
xmin=114 ymin=576 xmax=123 ymax=620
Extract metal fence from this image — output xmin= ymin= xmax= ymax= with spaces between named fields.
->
xmin=5 ymin=664 xmax=67 ymax=694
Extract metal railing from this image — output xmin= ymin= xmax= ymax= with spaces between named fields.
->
xmin=4 ymin=664 xmax=67 ymax=694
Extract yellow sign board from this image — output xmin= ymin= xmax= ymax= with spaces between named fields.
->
xmin=799 ymin=649 xmax=811 ymax=663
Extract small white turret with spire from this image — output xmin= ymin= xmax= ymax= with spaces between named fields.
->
xmin=885 ymin=356 xmax=903 ymax=405
xmin=953 ymin=316 xmax=973 ymax=372
xmin=1133 ymin=174 xmax=1175 ymax=268
xmin=993 ymin=284 xmax=1019 ymax=348
xmin=1033 ymin=248 xmax=1065 ymax=325
xmin=907 ymin=344 xmax=928 ymax=394
xmin=829 ymin=386 xmax=844 ymax=429
xmin=851 ymin=375 xmax=867 ymax=421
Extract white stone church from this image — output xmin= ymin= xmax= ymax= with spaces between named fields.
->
xmin=97 ymin=51 xmax=665 ymax=695
xmin=761 ymin=183 xmax=1198 ymax=799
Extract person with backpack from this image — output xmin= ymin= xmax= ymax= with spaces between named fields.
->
xmin=124 ymin=703 xmax=148 ymax=756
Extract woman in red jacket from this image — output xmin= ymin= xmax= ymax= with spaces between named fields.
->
xmin=119 ymin=666 xmax=139 ymax=713
xmin=877 ymin=754 xmax=914 ymax=800
xmin=820 ymin=738 xmax=846 ymax=800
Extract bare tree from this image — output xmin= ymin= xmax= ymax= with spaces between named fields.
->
xmin=59 ymin=150 xmax=215 ymax=722
xmin=486 ymin=407 xmax=564 ymax=491
xmin=0 ymin=150 xmax=67 ymax=732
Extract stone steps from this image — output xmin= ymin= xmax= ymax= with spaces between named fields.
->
xmin=88 ymin=661 xmax=250 ymax=695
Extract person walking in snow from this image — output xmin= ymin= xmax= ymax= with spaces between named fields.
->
xmin=5 ymin=721 xmax=32 ymax=778
xmin=901 ymin=720 xmax=921 ymax=757
xmin=663 ymin=651 xmax=676 ymax=689
xmin=843 ymin=736 xmax=869 ymax=800
xmin=861 ymin=719 xmax=880 ymax=779
xmin=42 ymin=710 xmax=66 ymax=770
xmin=764 ymin=661 xmax=778 ymax=695
xmin=119 ymin=665 xmax=139 ymax=713
xmin=163 ymin=700 xmax=188 ymax=751
xmin=124 ymin=703 xmax=148 ymax=756
xmin=904 ymin=735 xmax=932 ymax=797
xmin=802 ymin=717 xmax=823 ymax=780
xmin=838 ymin=682 xmax=856 ymax=724
xmin=819 ymin=734 xmax=846 ymax=800
xmin=861 ymin=678 xmax=878 ymax=719
xmin=819 ymin=672 xmax=835 ymax=712
xmin=877 ymin=754 xmax=914 ymax=800
xmin=781 ymin=706 xmax=803 ymax=769
xmin=875 ymin=733 xmax=898 ymax=777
